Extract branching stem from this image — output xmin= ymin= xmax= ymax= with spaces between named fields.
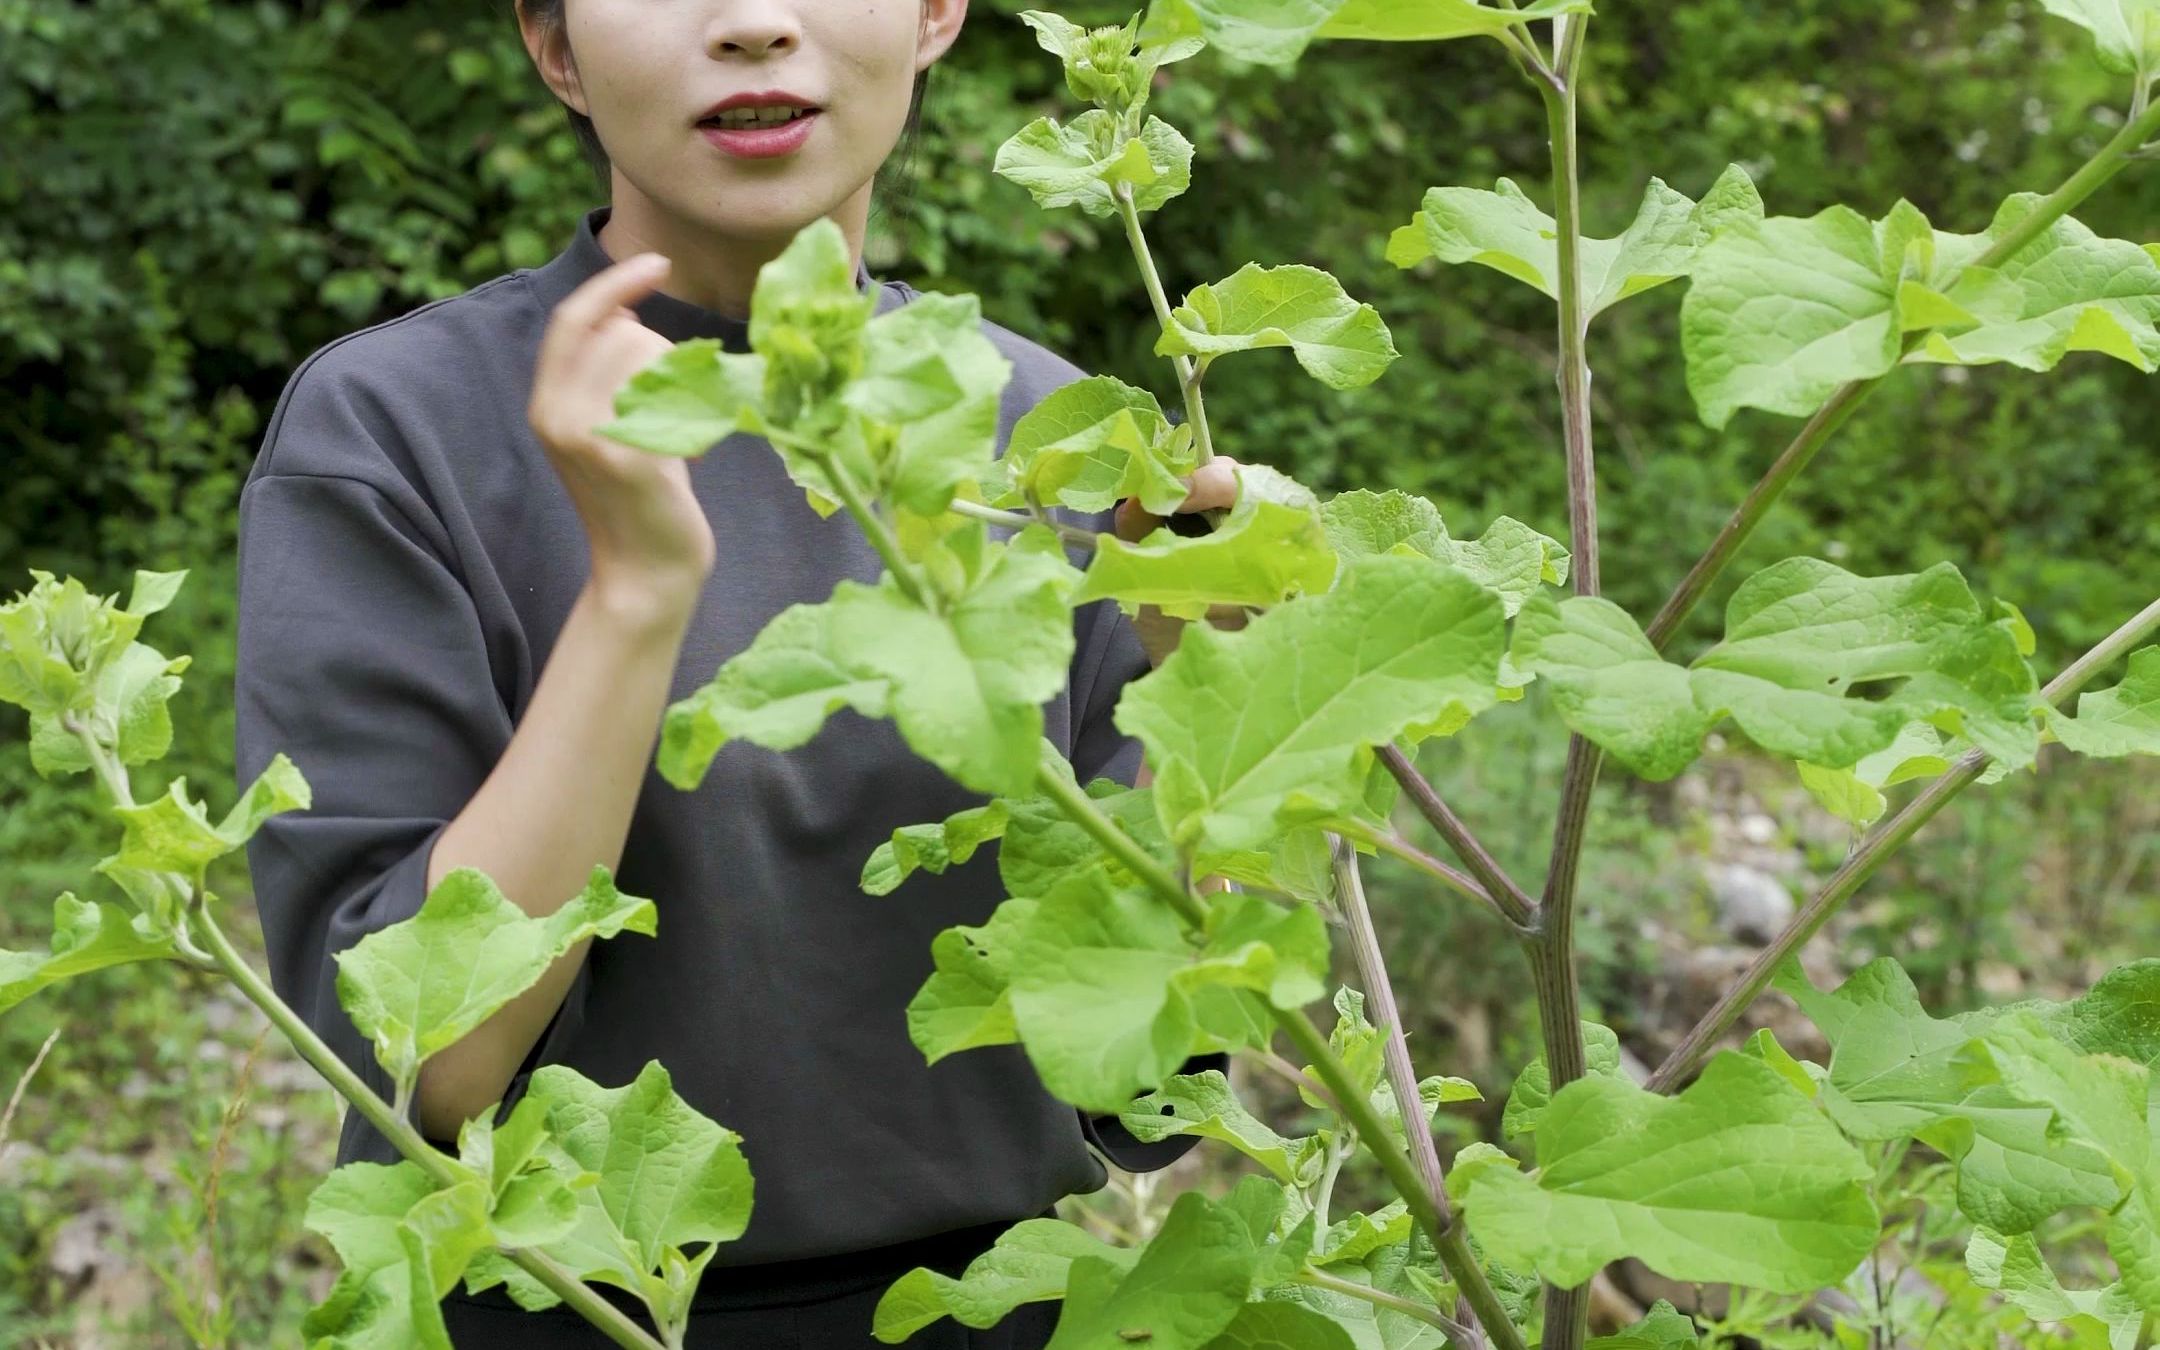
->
xmin=944 ymin=498 xmax=1103 ymax=548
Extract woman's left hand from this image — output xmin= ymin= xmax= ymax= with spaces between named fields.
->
xmin=1112 ymin=455 xmax=1255 ymax=667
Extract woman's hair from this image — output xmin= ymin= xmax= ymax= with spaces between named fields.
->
xmin=518 ymin=0 xmax=933 ymax=241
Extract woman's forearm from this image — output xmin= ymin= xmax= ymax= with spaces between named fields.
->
xmin=412 ymin=569 xmax=703 ymax=1142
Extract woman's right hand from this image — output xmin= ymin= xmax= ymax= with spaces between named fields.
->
xmin=528 ymin=252 xmax=717 ymax=616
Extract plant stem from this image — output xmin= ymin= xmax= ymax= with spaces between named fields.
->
xmin=944 ymin=498 xmax=1103 ymax=548
xmin=1642 ymin=92 xmax=2160 ymax=653
xmin=188 ymin=908 xmax=668 ymax=1350
xmin=1035 ymin=768 xmax=1527 ymax=1350
xmin=1379 ymin=744 xmax=1538 ymax=930
xmin=1331 ymin=836 xmax=1489 ymax=1346
xmin=1530 ymin=22 xmax=1597 ymax=1346
xmin=822 ymin=455 xmax=929 ymax=608
xmin=1646 ymin=595 xmax=2160 ymax=1092
xmin=1294 ymin=1266 xmax=1478 ymax=1341
xmin=1361 ymin=826 xmax=1509 ymax=921
xmin=1030 ymin=758 xmax=1207 ymax=931
xmin=1114 ymin=181 xmax=1220 ymax=470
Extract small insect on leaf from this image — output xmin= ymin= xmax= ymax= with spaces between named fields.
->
xmin=1117 ymin=1331 xmax=1154 ymax=1343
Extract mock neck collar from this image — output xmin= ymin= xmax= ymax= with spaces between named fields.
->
xmin=525 ymin=205 xmax=888 ymax=349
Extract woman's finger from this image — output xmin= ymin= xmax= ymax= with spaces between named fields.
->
xmin=1177 ymin=456 xmax=1240 ymax=513
xmin=551 ymin=252 xmax=672 ymax=333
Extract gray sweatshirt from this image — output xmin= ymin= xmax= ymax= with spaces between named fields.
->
xmin=232 ymin=205 xmax=1223 ymax=1268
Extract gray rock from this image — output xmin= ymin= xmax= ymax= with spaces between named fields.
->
xmin=1709 ymin=862 xmax=1796 ymax=944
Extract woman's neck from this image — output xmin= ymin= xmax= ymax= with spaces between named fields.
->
xmin=594 ymin=178 xmax=875 ymax=320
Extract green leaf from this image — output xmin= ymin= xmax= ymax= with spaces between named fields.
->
xmin=1154 ymin=263 xmax=1398 ymax=389
xmin=661 ymin=542 xmax=1080 ymax=796
xmin=1392 ymin=167 xmax=1762 ymax=319
xmin=1515 ymin=559 xmax=2041 ymax=782
xmin=1775 ymin=958 xmax=2125 ymax=1233
xmin=1167 ymin=0 xmax=1591 ymax=66
xmin=1914 ymin=198 xmax=2160 ymax=374
xmin=1311 ymin=1200 xmax=1413 ymax=1267
xmin=872 ymin=1216 xmax=1141 ymax=1342
xmin=995 ymin=375 xmax=1197 ymax=516
xmin=1006 ymin=870 xmax=1326 ymax=1112
xmin=1796 ymin=722 xmax=1954 ymax=826
xmin=1588 ymin=1301 xmax=1704 ymax=1350
xmin=520 ymin=1061 xmax=753 ymax=1329
xmin=1298 ymin=986 xmax=1387 ymax=1112
xmin=1117 ymin=553 xmax=1507 ymax=851
xmin=1320 ymin=490 xmax=1568 ymax=617
xmin=994 ymin=110 xmax=1193 ymax=218
xmin=1966 ymin=1229 xmax=2144 ymax=1350
xmin=1119 ymin=1068 xmax=1327 ymax=1184
xmin=1692 ymin=558 xmax=2040 ymax=770
xmin=1510 ymin=593 xmax=1715 ymax=781
xmin=861 ymin=801 xmax=1010 ymax=895
xmin=1457 ymin=1052 xmax=1877 ymax=1292
xmin=599 ymin=338 xmax=763 ymax=457
xmin=2047 ymin=647 xmax=2160 ymax=758
xmin=1046 ymin=1188 xmax=1255 ymax=1350
xmin=301 ymin=1162 xmax=490 ymax=1350
xmin=1202 ymin=1300 xmax=1358 ymax=1350
xmin=98 ymin=754 xmax=310 ymax=891
xmin=906 ymin=896 xmax=1036 ymax=1064
xmin=845 ymin=291 xmax=1015 ymax=515
xmin=0 ymin=892 xmax=183 ymax=1015
xmin=2036 ymin=0 xmax=2160 ymax=80
xmin=333 ymin=863 xmax=657 ymax=1099
xmin=1076 ymin=463 xmax=1336 ymax=620
xmin=999 ymin=771 xmax=1178 ymax=899
xmin=1683 ymin=202 xmax=1930 ymax=428
xmin=1503 ymin=1022 xmax=1621 ymax=1140
xmin=26 ymin=640 xmax=190 ymax=779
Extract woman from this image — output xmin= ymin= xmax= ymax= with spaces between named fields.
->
xmin=231 ymin=0 xmax=1239 ymax=1345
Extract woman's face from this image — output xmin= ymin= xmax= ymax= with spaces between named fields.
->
xmin=533 ymin=0 xmax=963 ymax=242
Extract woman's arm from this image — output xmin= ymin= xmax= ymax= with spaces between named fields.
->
xmin=412 ymin=571 xmax=701 ymax=1142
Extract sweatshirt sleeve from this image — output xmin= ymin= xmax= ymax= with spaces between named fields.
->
xmin=232 ymin=376 xmax=518 ymax=1151
xmin=1065 ymin=596 xmax=1232 ymax=1174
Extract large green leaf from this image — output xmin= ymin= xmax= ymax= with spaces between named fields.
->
xmin=994 ymin=110 xmax=1193 ymax=218
xmin=660 ymin=540 xmax=1080 ymax=796
xmin=872 ymin=1217 xmax=1140 ymax=1342
xmin=844 ymin=290 xmax=1014 ymax=515
xmin=332 ymin=863 xmax=655 ymax=1101
xmin=0 ymin=892 xmax=184 ymax=1015
xmin=1456 ymin=1052 xmax=1878 ymax=1291
xmin=1681 ymin=200 xmax=1983 ymax=427
xmin=2047 ymin=647 xmax=2160 ymax=758
xmin=99 ymin=754 xmax=310 ymax=894
xmin=1388 ymin=167 xmax=1762 ymax=318
xmin=1046 ymin=1187 xmax=1257 ymax=1350
xmin=1776 ymin=958 xmax=2126 ymax=1233
xmin=2037 ymin=0 xmax=2160 ymax=79
xmin=597 ymin=338 xmax=763 ymax=458
xmin=993 ymin=374 xmax=1197 ymax=516
xmin=1319 ymin=489 xmax=1568 ymax=617
xmin=1966 ymin=1228 xmax=2144 ymax=1350
xmin=26 ymin=638 xmax=190 ymax=779
xmin=1161 ymin=0 xmax=1591 ymax=65
xmin=905 ymin=895 xmax=1036 ymax=1065
xmin=1154 ymin=263 xmax=1398 ymax=389
xmin=1914 ymin=197 xmax=2160 ymax=373
xmin=301 ymin=1161 xmax=491 ymax=1350
xmin=1006 ymin=871 xmax=1328 ymax=1112
xmin=1118 ymin=1068 xmax=1327 ymax=1184
xmin=1116 ymin=553 xmax=1507 ymax=851
xmin=1513 ymin=558 xmax=2040 ymax=781
xmin=520 ymin=1061 xmax=754 ymax=1333
xmin=1076 ymin=463 xmax=1336 ymax=619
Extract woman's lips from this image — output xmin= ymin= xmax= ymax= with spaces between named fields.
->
xmin=698 ymin=110 xmax=820 ymax=160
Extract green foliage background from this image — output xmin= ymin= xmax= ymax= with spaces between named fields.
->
xmin=2 ymin=0 xmax=2155 ymax=1341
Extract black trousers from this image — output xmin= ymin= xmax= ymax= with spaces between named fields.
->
xmin=436 ymin=1209 xmax=1063 ymax=1349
